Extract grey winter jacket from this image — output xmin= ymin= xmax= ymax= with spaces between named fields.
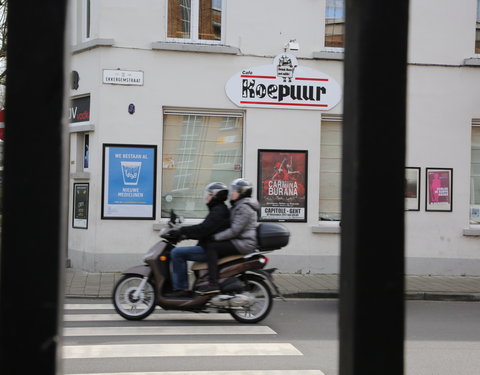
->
xmin=213 ymin=197 xmax=260 ymax=254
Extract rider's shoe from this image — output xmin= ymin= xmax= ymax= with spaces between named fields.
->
xmin=165 ymin=289 xmax=191 ymax=298
xmin=196 ymin=282 xmax=220 ymax=295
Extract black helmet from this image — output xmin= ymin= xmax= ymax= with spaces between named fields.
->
xmin=230 ymin=178 xmax=253 ymax=198
xmin=204 ymin=182 xmax=228 ymax=202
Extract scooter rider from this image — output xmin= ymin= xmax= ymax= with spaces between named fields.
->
xmin=166 ymin=182 xmax=230 ymax=298
xmin=197 ymin=178 xmax=260 ymax=295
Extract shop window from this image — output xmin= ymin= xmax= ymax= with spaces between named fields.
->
xmin=471 ymin=125 xmax=480 ymax=223
xmin=167 ymin=0 xmax=223 ymax=43
xmin=325 ymin=0 xmax=345 ymax=49
xmin=162 ymin=111 xmax=243 ymax=218
xmin=319 ymin=119 xmax=342 ymax=221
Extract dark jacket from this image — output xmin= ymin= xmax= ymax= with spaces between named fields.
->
xmin=214 ymin=197 xmax=260 ymax=254
xmin=179 ymin=199 xmax=230 ymax=247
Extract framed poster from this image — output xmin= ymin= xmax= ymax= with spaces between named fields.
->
xmin=73 ymin=183 xmax=89 ymax=229
xmin=425 ymin=168 xmax=453 ymax=212
xmin=102 ymin=144 xmax=157 ymax=219
xmin=257 ymin=149 xmax=308 ymax=222
xmin=405 ymin=167 xmax=420 ymax=211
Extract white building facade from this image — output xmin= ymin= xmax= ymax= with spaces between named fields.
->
xmin=67 ymin=0 xmax=480 ymax=275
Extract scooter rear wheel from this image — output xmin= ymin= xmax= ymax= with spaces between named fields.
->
xmin=112 ymin=275 xmax=156 ymax=320
xmin=230 ymin=275 xmax=273 ymax=324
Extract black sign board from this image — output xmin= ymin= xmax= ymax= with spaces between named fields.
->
xmin=69 ymin=95 xmax=90 ymax=123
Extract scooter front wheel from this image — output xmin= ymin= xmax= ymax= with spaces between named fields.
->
xmin=112 ymin=275 xmax=156 ymax=320
xmin=230 ymin=275 xmax=273 ymax=324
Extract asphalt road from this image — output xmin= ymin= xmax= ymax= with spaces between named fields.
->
xmin=62 ymin=298 xmax=480 ymax=375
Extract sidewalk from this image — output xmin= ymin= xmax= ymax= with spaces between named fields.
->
xmin=64 ymin=268 xmax=480 ymax=301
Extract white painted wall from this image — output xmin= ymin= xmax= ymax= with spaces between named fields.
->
xmin=408 ymin=0 xmax=477 ymax=64
xmin=68 ymin=0 xmax=480 ymax=275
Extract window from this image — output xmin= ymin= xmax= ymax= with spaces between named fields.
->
xmin=319 ymin=119 xmax=342 ymax=221
xmin=83 ymin=134 xmax=89 ymax=169
xmin=471 ymin=124 xmax=480 ymax=223
xmin=476 ymin=0 xmax=480 ymax=54
xmin=162 ymin=111 xmax=243 ymax=218
xmin=84 ymin=0 xmax=91 ymax=40
xmin=71 ymin=0 xmax=92 ymax=44
xmin=167 ymin=0 xmax=223 ymax=43
xmin=325 ymin=0 xmax=345 ymax=49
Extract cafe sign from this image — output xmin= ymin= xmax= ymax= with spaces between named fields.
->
xmin=225 ymin=53 xmax=341 ymax=111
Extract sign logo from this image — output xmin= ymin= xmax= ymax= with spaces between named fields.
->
xmin=121 ymin=161 xmax=142 ymax=185
xmin=225 ymin=54 xmax=341 ymax=111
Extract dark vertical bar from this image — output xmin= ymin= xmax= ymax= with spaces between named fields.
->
xmin=339 ymin=1 xmax=409 ymax=374
xmin=0 ymin=1 xmax=68 ymax=374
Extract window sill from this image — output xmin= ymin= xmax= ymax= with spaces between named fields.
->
xmin=313 ymin=51 xmax=344 ymax=61
xmin=70 ymin=172 xmax=90 ymax=180
xmin=463 ymin=225 xmax=480 ymax=236
xmin=69 ymin=123 xmax=95 ymax=133
xmin=311 ymin=222 xmax=341 ymax=234
xmin=464 ymin=58 xmax=480 ymax=66
xmin=72 ymin=38 xmax=115 ymax=54
xmin=152 ymin=41 xmax=240 ymax=55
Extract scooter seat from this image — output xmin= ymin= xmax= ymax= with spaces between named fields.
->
xmin=191 ymin=254 xmax=245 ymax=271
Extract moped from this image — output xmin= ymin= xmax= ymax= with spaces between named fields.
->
xmin=112 ymin=211 xmax=290 ymax=323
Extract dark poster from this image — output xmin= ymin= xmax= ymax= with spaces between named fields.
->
xmin=73 ymin=183 xmax=89 ymax=228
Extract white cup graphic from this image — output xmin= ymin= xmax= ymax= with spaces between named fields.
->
xmin=121 ymin=161 xmax=142 ymax=185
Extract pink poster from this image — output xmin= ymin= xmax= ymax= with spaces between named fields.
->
xmin=426 ymin=168 xmax=452 ymax=211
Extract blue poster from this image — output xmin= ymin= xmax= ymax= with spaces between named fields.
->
xmin=103 ymin=145 xmax=156 ymax=219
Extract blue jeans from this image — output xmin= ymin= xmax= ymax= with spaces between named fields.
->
xmin=170 ymin=245 xmax=207 ymax=290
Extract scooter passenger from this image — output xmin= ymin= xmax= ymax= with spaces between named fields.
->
xmin=197 ymin=178 xmax=260 ymax=295
xmin=166 ymin=182 xmax=230 ymax=298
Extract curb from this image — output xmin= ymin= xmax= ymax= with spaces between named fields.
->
xmin=406 ymin=292 xmax=480 ymax=302
xmin=64 ymin=291 xmax=480 ymax=301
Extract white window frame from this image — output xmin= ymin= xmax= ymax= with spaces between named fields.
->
xmin=166 ymin=0 xmax=224 ymax=45
xmin=312 ymin=115 xmax=343 ymax=234
xmin=470 ymin=122 xmax=480 ymax=225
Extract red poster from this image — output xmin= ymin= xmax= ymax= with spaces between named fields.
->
xmin=257 ymin=150 xmax=307 ymax=221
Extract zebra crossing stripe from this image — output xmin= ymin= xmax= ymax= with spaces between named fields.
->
xmin=67 ymin=371 xmax=325 ymax=375
xmin=62 ymin=343 xmax=303 ymax=358
xmin=65 ymin=304 xmax=115 ymax=310
xmin=63 ymin=313 xmax=234 ymax=321
xmin=63 ymin=325 xmax=276 ymax=336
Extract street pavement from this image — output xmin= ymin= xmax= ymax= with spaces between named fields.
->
xmin=64 ymin=268 xmax=480 ymax=301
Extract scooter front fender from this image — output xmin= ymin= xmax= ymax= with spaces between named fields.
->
xmin=122 ymin=264 xmax=151 ymax=278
